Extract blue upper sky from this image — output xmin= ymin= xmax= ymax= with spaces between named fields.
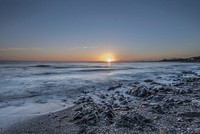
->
xmin=0 ymin=0 xmax=200 ymax=61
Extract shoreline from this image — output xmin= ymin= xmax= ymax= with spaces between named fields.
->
xmin=2 ymin=70 xmax=200 ymax=134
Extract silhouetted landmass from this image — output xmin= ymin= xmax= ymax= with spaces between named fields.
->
xmin=160 ymin=56 xmax=200 ymax=62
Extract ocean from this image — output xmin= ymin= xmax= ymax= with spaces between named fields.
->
xmin=0 ymin=62 xmax=200 ymax=118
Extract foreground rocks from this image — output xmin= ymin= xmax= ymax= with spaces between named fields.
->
xmin=2 ymin=100 xmax=156 ymax=134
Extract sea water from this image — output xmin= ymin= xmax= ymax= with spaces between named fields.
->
xmin=0 ymin=61 xmax=200 ymax=127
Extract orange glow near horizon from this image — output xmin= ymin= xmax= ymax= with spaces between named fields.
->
xmin=0 ymin=47 xmax=192 ymax=62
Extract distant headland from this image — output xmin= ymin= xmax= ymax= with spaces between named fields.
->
xmin=159 ymin=56 xmax=200 ymax=63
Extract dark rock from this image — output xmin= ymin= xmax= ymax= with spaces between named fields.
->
xmin=33 ymin=65 xmax=51 ymax=68
xmin=138 ymin=88 xmax=148 ymax=97
xmin=182 ymin=99 xmax=192 ymax=103
xmin=121 ymin=100 xmax=128 ymax=105
xmin=87 ymin=129 xmax=96 ymax=134
xmin=134 ymin=81 xmax=140 ymax=84
xmin=103 ymin=106 xmax=115 ymax=124
xmin=174 ymin=88 xmax=193 ymax=94
xmin=158 ymin=86 xmax=173 ymax=92
xmin=119 ymin=96 xmax=125 ymax=101
xmin=119 ymin=106 xmax=131 ymax=111
xmin=126 ymin=97 xmax=132 ymax=102
xmin=176 ymin=100 xmax=183 ymax=105
xmin=73 ymin=106 xmax=83 ymax=111
xmin=115 ymin=91 xmax=120 ymax=94
xmin=192 ymin=100 xmax=200 ymax=107
xmin=151 ymin=105 xmax=165 ymax=114
xmin=82 ymin=106 xmax=93 ymax=115
xmin=126 ymin=86 xmax=151 ymax=98
xmin=174 ymin=82 xmax=185 ymax=87
xmin=182 ymin=70 xmax=195 ymax=74
xmin=81 ymin=90 xmax=90 ymax=94
xmin=186 ymin=77 xmax=199 ymax=82
xmin=99 ymin=94 xmax=106 ymax=99
xmin=152 ymin=95 xmax=165 ymax=102
xmin=73 ymin=111 xmax=84 ymax=121
xmin=101 ymin=100 xmax=105 ymax=104
xmin=164 ymin=97 xmax=175 ymax=103
xmin=183 ymin=117 xmax=194 ymax=122
xmin=107 ymin=98 xmax=114 ymax=105
xmin=74 ymin=96 xmax=93 ymax=104
xmin=113 ymin=103 xmax=120 ymax=108
xmin=177 ymin=117 xmax=183 ymax=122
xmin=144 ymin=79 xmax=154 ymax=83
xmin=107 ymin=83 xmax=122 ymax=91
xmin=178 ymin=112 xmax=200 ymax=117
xmin=72 ymin=102 xmax=116 ymax=128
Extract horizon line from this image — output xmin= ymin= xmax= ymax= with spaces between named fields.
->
xmin=0 ymin=60 xmax=153 ymax=63
xmin=0 ymin=55 xmax=199 ymax=63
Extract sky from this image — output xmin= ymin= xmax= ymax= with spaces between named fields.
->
xmin=0 ymin=0 xmax=200 ymax=61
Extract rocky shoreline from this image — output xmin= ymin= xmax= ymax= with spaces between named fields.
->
xmin=2 ymin=70 xmax=200 ymax=134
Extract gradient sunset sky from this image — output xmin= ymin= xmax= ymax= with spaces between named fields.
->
xmin=0 ymin=0 xmax=200 ymax=61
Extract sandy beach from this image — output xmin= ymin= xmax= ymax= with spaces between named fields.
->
xmin=1 ymin=69 xmax=200 ymax=134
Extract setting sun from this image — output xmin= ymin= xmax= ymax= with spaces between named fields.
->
xmin=107 ymin=57 xmax=113 ymax=62
xmin=100 ymin=53 xmax=116 ymax=62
